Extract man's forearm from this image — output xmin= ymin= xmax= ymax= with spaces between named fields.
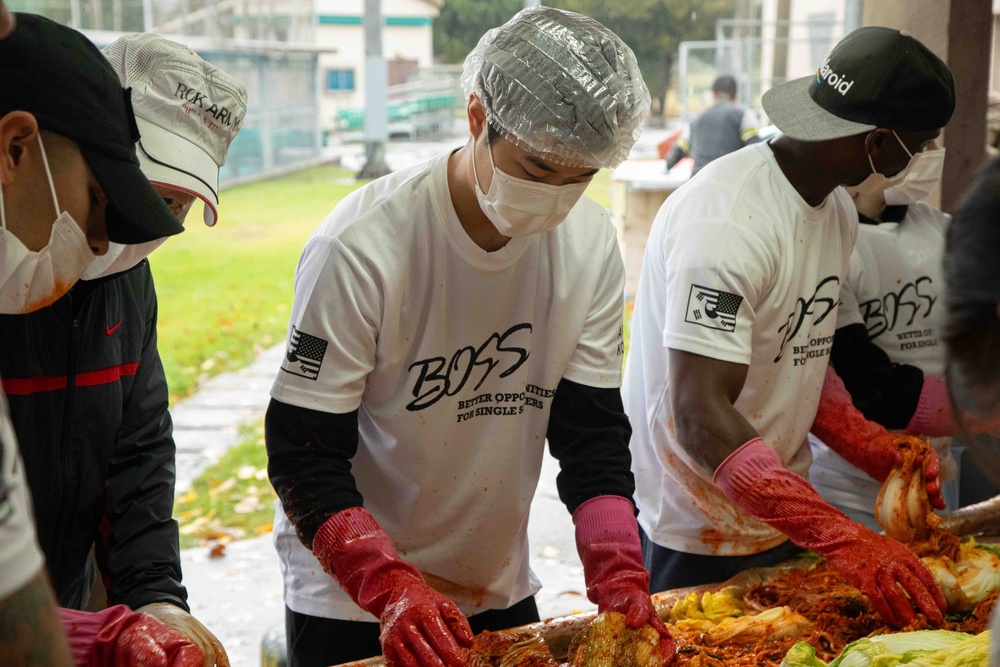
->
xmin=0 ymin=571 xmax=74 ymax=666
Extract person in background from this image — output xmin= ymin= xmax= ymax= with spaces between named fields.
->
xmin=809 ymin=141 xmax=998 ymax=531
xmin=938 ymin=157 xmax=1000 ymax=667
xmin=265 ymin=7 xmax=669 ymax=667
xmin=624 ymin=27 xmax=954 ymax=628
xmin=665 ymin=74 xmax=761 ymax=177
xmin=0 ymin=10 xmax=203 ymax=667
xmin=0 ymin=26 xmax=246 ymax=667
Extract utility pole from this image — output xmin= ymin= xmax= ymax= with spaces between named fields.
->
xmin=357 ymin=0 xmax=391 ymax=179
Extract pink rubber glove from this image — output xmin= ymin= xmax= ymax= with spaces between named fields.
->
xmin=714 ymin=438 xmax=947 ymax=627
xmin=574 ymin=495 xmax=675 ymax=663
xmin=918 ymin=375 xmax=1000 ymax=437
xmin=813 ymin=366 xmax=945 ymax=509
xmin=58 ymin=605 xmax=206 ymax=666
xmin=906 ymin=376 xmax=955 ymax=437
xmin=312 ymin=507 xmax=473 ymax=667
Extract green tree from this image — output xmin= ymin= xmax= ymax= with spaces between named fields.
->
xmin=433 ymin=0 xmax=523 ymax=64
xmin=433 ymin=0 xmax=737 ymax=117
xmin=555 ymin=0 xmax=737 ymax=117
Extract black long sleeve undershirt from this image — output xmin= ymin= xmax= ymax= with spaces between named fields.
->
xmin=267 ymin=377 xmax=637 ymax=550
xmin=830 ymin=323 xmax=925 ymax=430
xmin=265 ymin=398 xmax=363 ymax=549
xmin=546 ymin=378 xmax=636 ymax=514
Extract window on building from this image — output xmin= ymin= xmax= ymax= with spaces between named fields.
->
xmin=326 ymin=69 xmax=355 ymax=92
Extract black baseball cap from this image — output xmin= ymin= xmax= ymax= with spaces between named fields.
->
xmin=762 ymin=27 xmax=955 ymax=142
xmin=0 ymin=13 xmax=183 ymax=243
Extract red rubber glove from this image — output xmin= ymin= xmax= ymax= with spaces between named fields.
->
xmin=312 ymin=507 xmax=473 ymax=667
xmin=58 ymin=605 xmax=205 ymax=666
xmin=574 ymin=495 xmax=675 ymax=664
xmin=714 ymin=438 xmax=947 ymax=627
xmin=812 ymin=366 xmax=945 ymax=509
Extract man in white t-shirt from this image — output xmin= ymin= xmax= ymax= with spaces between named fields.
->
xmin=624 ymin=27 xmax=955 ymax=629
xmin=809 ymin=144 xmax=999 ymax=531
xmin=265 ymin=8 xmax=669 ymax=667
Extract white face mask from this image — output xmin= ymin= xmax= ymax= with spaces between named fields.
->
xmin=884 ymin=147 xmax=945 ymax=206
xmin=854 ymin=129 xmax=919 ymax=198
xmin=0 ymin=134 xmax=95 ymax=314
xmin=79 ymin=238 xmax=167 ymax=280
xmin=473 ymin=139 xmax=588 ymax=238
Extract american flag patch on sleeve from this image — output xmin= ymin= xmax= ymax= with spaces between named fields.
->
xmin=281 ymin=326 xmax=329 ymax=380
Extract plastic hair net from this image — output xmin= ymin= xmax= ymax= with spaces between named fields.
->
xmin=461 ymin=6 xmax=650 ymax=169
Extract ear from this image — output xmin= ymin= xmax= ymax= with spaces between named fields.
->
xmin=863 ymin=128 xmax=890 ymax=160
xmin=0 ymin=111 xmax=39 ymax=186
xmin=467 ymin=93 xmax=488 ymax=141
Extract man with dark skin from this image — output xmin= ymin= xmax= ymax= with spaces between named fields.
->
xmin=625 ymin=27 xmax=956 ymax=628
xmin=679 ymin=126 xmax=941 ymax=467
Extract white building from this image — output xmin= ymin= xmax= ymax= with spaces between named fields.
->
xmin=315 ymin=0 xmax=443 ymax=133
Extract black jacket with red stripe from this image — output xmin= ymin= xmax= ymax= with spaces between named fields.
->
xmin=0 ymin=260 xmax=187 ymax=612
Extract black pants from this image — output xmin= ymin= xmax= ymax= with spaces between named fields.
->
xmin=640 ymin=528 xmax=805 ymax=593
xmin=286 ymin=596 xmax=540 ymax=667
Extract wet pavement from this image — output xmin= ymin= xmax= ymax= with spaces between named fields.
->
xmin=180 ymin=448 xmax=594 ymax=666
xmin=174 ymin=297 xmax=598 ymax=666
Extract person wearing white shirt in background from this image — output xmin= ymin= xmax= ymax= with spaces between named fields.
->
xmin=624 ymin=27 xmax=955 ymax=630
xmin=809 ymin=142 xmax=999 ymax=531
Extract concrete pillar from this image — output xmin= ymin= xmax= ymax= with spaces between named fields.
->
xmin=863 ymin=0 xmax=994 ymax=213
xmin=358 ymin=0 xmax=391 ymax=180
xmin=942 ymin=0 xmax=992 ymax=212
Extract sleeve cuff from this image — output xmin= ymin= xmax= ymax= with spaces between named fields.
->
xmin=906 ymin=375 xmax=955 ymax=437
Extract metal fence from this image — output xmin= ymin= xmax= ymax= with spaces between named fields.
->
xmin=14 ymin=0 xmax=325 ymax=185
xmin=333 ymin=65 xmax=466 ymax=141
xmin=677 ymin=17 xmax=847 ymax=123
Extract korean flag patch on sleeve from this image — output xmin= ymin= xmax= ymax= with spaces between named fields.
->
xmin=685 ymin=284 xmax=743 ymax=332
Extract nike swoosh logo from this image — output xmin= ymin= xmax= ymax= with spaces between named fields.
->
xmin=106 ymin=320 xmax=123 ymax=335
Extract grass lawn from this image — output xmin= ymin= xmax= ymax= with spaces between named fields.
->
xmin=174 ymin=419 xmax=275 ymax=550
xmin=152 ymin=166 xmax=367 ymax=402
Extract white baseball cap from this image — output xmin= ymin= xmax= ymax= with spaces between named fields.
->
xmin=102 ymin=34 xmax=248 ymax=226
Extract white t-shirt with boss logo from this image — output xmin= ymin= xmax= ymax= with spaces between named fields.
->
xmin=834 ymin=203 xmax=948 ymax=376
xmin=810 ymin=203 xmax=953 ymax=517
xmin=270 ymin=152 xmax=626 ymax=620
xmin=624 ymin=141 xmax=857 ymax=556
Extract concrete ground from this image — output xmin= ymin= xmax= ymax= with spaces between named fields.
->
xmin=175 ymin=353 xmax=597 ymax=665
xmin=175 ymin=130 xmax=673 ymax=665
xmin=180 ymin=446 xmax=595 ymax=666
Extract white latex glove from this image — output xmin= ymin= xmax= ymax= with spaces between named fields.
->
xmin=137 ymin=602 xmax=230 ymax=667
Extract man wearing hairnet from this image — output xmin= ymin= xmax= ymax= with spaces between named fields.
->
xmin=264 ymin=7 xmax=673 ymax=667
